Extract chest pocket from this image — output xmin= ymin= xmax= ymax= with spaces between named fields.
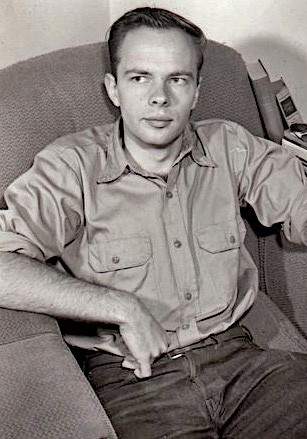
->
xmin=195 ymin=218 xmax=245 ymax=306
xmin=196 ymin=219 xmax=242 ymax=253
xmin=88 ymin=235 xmax=154 ymax=296
xmin=89 ymin=236 xmax=152 ymax=273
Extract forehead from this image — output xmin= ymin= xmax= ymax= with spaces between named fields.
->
xmin=116 ymin=27 xmax=199 ymax=75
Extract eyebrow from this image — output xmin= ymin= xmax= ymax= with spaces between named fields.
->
xmin=124 ymin=69 xmax=150 ymax=76
xmin=123 ymin=69 xmax=195 ymax=78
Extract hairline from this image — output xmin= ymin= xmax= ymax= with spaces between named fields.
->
xmin=116 ymin=27 xmax=200 ymax=81
xmin=106 ymin=8 xmax=206 ymax=81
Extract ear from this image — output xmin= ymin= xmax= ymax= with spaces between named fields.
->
xmin=104 ymin=73 xmax=120 ymax=107
xmin=191 ymin=76 xmax=202 ymax=110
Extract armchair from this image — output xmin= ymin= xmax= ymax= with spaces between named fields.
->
xmin=1 ymin=40 xmax=307 ymax=438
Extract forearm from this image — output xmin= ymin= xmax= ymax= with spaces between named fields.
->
xmin=0 ymin=251 xmax=169 ymax=377
xmin=0 ymin=251 xmax=137 ymax=325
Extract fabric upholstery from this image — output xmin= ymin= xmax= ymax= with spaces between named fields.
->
xmin=0 ymin=307 xmax=58 ymax=344
xmin=241 ymin=290 xmax=307 ymax=353
xmin=194 ymin=41 xmax=264 ymax=137
xmin=0 ymin=328 xmax=117 ymax=438
xmin=0 ymin=43 xmax=116 ymax=209
xmin=262 ymin=233 xmax=307 ymax=338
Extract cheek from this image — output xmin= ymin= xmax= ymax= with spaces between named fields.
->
xmin=172 ymin=88 xmax=198 ymax=108
xmin=177 ymin=97 xmax=197 ymax=118
xmin=120 ymin=90 xmax=146 ymax=109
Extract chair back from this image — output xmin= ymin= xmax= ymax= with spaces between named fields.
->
xmin=0 ymin=41 xmax=263 ymax=208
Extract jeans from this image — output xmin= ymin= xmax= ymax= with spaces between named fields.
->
xmin=85 ymin=328 xmax=307 ymax=439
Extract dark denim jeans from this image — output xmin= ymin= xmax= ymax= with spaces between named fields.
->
xmin=85 ymin=333 xmax=307 ymax=439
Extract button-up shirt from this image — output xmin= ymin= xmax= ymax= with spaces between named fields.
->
xmin=1 ymin=118 xmax=307 ymax=351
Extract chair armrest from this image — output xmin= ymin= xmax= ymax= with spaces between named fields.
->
xmin=243 ymin=207 xmax=307 ymax=352
xmin=261 ymin=232 xmax=307 ymax=339
xmin=241 ymin=290 xmax=307 ymax=354
xmin=0 ymin=307 xmax=117 ymax=439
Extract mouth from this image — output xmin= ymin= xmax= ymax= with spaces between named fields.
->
xmin=144 ymin=118 xmax=173 ymax=128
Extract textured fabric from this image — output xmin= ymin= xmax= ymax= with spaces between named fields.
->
xmin=0 ymin=41 xmax=262 ymax=209
xmin=0 ymin=333 xmax=117 ymax=439
xmin=241 ymin=290 xmax=307 ymax=353
xmin=262 ymin=233 xmax=307 ymax=338
xmin=1 ymin=116 xmax=307 ymax=355
xmin=194 ymin=41 xmax=263 ymax=137
xmin=0 ymin=307 xmax=58 ymax=344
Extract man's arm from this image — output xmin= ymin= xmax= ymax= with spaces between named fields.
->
xmin=0 ymin=251 xmax=169 ymax=377
xmin=233 ymin=123 xmax=307 ymax=244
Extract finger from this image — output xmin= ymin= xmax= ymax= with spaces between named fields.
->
xmin=122 ymin=356 xmax=138 ymax=370
xmin=165 ymin=332 xmax=172 ymax=348
xmin=135 ymin=361 xmax=152 ymax=378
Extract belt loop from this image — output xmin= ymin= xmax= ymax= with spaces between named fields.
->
xmin=240 ymin=324 xmax=253 ymax=342
xmin=208 ymin=335 xmax=219 ymax=345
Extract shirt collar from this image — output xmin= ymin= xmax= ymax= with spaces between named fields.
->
xmin=183 ymin=122 xmax=217 ymax=168
xmin=97 ymin=119 xmax=128 ymax=183
xmin=97 ymin=118 xmax=217 ymax=183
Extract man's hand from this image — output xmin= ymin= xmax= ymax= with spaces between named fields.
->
xmin=119 ymin=299 xmax=169 ymax=378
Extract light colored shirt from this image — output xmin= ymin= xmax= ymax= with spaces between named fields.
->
xmin=1 ymin=118 xmax=307 ymax=351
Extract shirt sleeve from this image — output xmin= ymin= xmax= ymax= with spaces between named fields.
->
xmin=0 ymin=147 xmax=83 ymax=261
xmin=234 ymin=123 xmax=307 ymax=245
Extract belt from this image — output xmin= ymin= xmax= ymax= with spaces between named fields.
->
xmin=167 ymin=324 xmax=252 ymax=359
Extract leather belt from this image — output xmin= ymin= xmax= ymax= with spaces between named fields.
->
xmin=167 ymin=324 xmax=252 ymax=359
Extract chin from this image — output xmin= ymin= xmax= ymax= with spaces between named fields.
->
xmin=142 ymin=130 xmax=182 ymax=148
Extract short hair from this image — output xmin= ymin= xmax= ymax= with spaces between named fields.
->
xmin=107 ymin=7 xmax=207 ymax=80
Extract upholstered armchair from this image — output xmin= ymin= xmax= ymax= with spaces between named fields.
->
xmin=1 ymin=41 xmax=307 ymax=438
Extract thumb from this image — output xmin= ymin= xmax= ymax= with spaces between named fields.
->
xmin=122 ymin=355 xmax=138 ymax=370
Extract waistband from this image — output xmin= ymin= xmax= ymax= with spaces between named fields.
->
xmin=167 ymin=324 xmax=252 ymax=359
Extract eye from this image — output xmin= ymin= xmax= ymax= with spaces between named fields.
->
xmin=130 ymin=76 xmax=148 ymax=83
xmin=170 ymin=77 xmax=188 ymax=85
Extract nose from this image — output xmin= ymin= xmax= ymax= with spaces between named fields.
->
xmin=149 ymin=81 xmax=170 ymax=107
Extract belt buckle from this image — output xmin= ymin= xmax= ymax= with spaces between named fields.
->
xmin=168 ymin=352 xmax=183 ymax=360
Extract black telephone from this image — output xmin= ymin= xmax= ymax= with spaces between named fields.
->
xmin=289 ymin=122 xmax=307 ymax=142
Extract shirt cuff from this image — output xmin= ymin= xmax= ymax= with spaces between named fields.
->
xmin=0 ymin=231 xmax=45 ymax=261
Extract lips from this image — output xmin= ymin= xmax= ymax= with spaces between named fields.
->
xmin=144 ymin=118 xmax=173 ymax=128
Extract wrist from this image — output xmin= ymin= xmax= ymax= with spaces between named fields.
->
xmin=103 ymin=289 xmax=142 ymax=326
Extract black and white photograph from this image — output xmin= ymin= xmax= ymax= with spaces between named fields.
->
xmin=1 ymin=1 xmax=307 ymax=438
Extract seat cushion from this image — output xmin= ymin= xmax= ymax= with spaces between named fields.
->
xmin=0 ymin=326 xmax=117 ymax=438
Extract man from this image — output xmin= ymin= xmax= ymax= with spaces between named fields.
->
xmin=1 ymin=6 xmax=307 ymax=438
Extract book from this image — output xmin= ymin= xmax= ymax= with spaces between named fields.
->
xmin=283 ymin=129 xmax=307 ymax=149
xmin=282 ymin=137 xmax=307 ymax=164
xmin=246 ymin=60 xmax=284 ymax=144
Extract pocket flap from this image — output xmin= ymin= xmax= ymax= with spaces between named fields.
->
xmin=89 ymin=236 xmax=152 ymax=272
xmin=196 ymin=220 xmax=240 ymax=254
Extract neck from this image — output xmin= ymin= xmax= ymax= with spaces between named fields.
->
xmin=123 ymin=135 xmax=183 ymax=176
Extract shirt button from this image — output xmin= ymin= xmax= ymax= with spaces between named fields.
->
xmin=174 ymin=240 xmax=182 ymax=248
xmin=229 ymin=235 xmax=236 ymax=244
xmin=166 ymin=191 xmax=173 ymax=199
xmin=182 ymin=323 xmax=190 ymax=330
xmin=185 ymin=292 xmax=192 ymax=301
xmin=112 ymin=256 xmax=120 ymax=264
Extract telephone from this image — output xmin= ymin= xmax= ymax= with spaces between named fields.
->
xmin=289 ymin=123 xmax=307 ymax=142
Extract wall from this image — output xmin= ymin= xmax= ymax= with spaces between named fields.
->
xmin=0 ymin=0 xmax=110 ymax=70
xmin=109 ymin=0 xmax=307 ymax=121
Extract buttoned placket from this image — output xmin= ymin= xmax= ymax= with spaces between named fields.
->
xmin=96 ymin=119 xmax=217 ymax=347
xmin=162 ymin=162 xmax=200 ymax=346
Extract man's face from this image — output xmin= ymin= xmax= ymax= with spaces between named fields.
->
xmin=105 ymin=27 xmax=201 ymax=151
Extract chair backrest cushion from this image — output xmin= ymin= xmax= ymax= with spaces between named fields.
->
xmin=0 ymin=41 xmax=263 ymax=208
